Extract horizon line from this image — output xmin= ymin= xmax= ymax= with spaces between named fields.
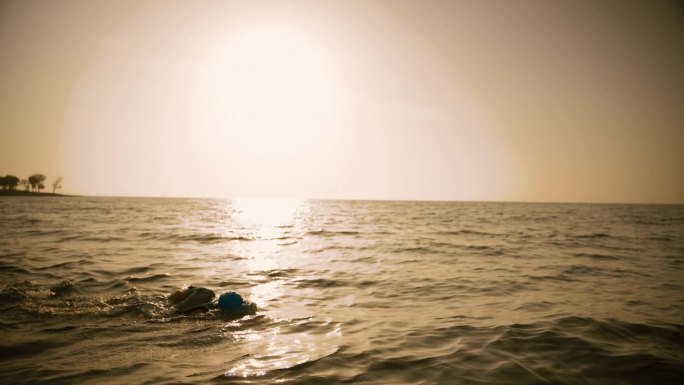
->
xmin=44 ymin=192 xmax=684 ymax=206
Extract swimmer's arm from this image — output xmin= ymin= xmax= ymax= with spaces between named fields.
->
xmin=174 ymin=300 xmax=218 ymax=314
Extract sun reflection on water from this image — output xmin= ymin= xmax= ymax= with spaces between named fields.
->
xmin=216 ymin=198 xmax=343 ymax=377
xmin=231 ymin=197 xmax=303 ymax=231
xmin=231 ymin=197 xmax=303 ymax=275
xmin=225 ymin=320 xmax=342 ymax=378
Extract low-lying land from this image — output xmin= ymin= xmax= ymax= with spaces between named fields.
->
xmin=0 ymin=190 xmax=70 ymax=197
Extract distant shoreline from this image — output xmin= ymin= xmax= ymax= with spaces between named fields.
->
xmin=0 ymin=191 xmax=680 ymax=205
xmin=0 ymin=190 xmax=73 ymax=197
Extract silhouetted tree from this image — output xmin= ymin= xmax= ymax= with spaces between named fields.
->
xmin=52 ymin=176 xmax=63 ymax=194
xmin=0 ymin=175 xmax=20 ymax=191
xmin=5 ymin=175 xmax=19 ymax=191
xmin=20 ymin=179 xmax=28 ymax=191
xmin=28 ymin=174 xmax=46 ymax=192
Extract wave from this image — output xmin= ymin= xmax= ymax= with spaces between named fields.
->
xmin=294 ymin=278 xmax=348 ymax=289
xmin=124 ymin=273 xmax=170 ymax=283
xmin=576 ymin=232 xmax=612 ymax=239
xmin=264 ymin=269 xmax=300 ymax=279
xmin=178 ymin=234 xmax=255 ymax=243
xmin=306 ymin=229 xmax=360 ymax=237
xmin=573 ymin=252 xmax=621 ymax=260
xmin=0 ymin=263 xmax=32 ymax=275
xmin=131 ymin=231 xmax=256 ymax=243
xmin=0 ymin=339 xmax=70 ymax=361
xmin=435 ymin=229 xmax=496 ymax=236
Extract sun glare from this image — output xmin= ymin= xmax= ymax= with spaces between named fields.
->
xmin=201 ymin=21 xmax=337 ymax=165
xmin=232 ymin=197 xmax=302 ymax=229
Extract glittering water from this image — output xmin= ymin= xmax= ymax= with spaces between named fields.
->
xmin=1 ymin=197 xmax=683 ymax=384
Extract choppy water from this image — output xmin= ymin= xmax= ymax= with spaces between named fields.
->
xmin=1 ymin=197 xmax=683 ymax=384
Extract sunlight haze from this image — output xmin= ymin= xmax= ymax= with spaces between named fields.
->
xmin=1 ymin=0 xmax=682 ymax=203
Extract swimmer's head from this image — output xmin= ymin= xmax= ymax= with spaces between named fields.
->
xmin=217 ymin=292 xmax=244 ymax=311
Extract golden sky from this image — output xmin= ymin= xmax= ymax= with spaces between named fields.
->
xmin=1 ymin=0 xmax=682 ymax=203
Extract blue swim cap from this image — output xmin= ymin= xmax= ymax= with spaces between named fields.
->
xmin=218 ymin=292 xmax=244 ymax=311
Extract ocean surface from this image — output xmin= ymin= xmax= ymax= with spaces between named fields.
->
xmin=1 ymin=197 xmax=683 ymax=384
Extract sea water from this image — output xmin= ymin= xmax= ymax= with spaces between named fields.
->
xmin=1 ymin=197 xmax=682 ymax=384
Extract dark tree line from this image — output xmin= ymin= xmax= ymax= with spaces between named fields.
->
xmin=0 ymin=174 xmax=62 ymax=193
xmin=0 ymin=175 xmax=20 ymax=191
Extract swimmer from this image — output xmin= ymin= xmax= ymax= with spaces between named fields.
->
xmin=168 ymin=286 xmax=256 ymax=316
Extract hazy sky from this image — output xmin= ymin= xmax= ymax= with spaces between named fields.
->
xmin=1 ymin=0 xmax=682 ymax=203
